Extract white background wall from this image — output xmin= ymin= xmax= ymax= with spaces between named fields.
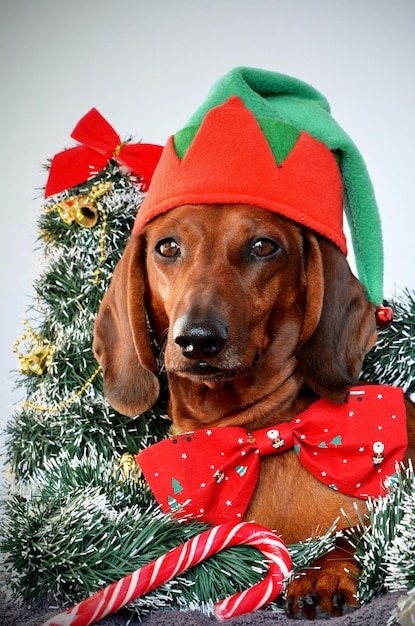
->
xmin=1 ymin=0 xmax=414 ymax=482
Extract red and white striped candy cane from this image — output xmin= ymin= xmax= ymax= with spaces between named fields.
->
xmin=42 ymin=521 xmax=292 ymax=626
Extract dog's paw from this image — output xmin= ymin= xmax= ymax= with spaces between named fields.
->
xmin=284 ymin=550 xmax=360 ymax=620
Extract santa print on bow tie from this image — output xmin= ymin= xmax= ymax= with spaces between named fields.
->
xmin=137 ymin=385 xmax=407 ymax=526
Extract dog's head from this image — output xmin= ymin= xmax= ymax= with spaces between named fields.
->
xmin=93 ymin=203 xmax=377 ymax=419
xmin=93 ymin=72 xmax=385 ymax=425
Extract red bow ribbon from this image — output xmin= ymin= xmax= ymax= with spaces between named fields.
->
xmin=137 ymin=386 xmax=407 ymax=526
xmin=44 ymin=108 xmax=163 ymax=197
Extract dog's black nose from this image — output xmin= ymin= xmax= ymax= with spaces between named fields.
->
xmin=173 ymin=316 xmax=229 ymax=359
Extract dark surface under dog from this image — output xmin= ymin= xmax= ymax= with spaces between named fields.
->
xmin=0 ymin=589 xmax=403 ymax=626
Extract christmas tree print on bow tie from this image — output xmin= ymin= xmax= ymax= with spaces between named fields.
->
xmin=137 ymin=386 xmax=408 ymax=526
xmin=312 ymin=434 xmax=343 ymax=452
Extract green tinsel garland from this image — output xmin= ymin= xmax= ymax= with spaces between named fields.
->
xmin=345 ymin=463 xmax=415 ymax=603
xmin=1 ymin=449 xmax=336 ymax=618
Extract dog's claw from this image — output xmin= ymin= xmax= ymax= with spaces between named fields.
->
xmin=332 ymin=592 xmax=345 ymax=609
xmin=297 ymin=593 xmax=319 ymax=609
xmin=285 ymin=597 xmax=294 ymax=615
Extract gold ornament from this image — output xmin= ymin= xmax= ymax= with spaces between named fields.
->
xmin=168 ymin=423 xmax=183 ymax=437
xmin=46 ymin=180 xmax=111 ymax=285
xmin=115 ymin=453 xmax=143 ymax=483
xmin=53 ymin=195 xmax=97 ymax=228
xmin=113 ymin=142 xmax=126 ymax=157
xmin=13 ymin=320 xmax=54 ymax=376
xmin=49 ymin=181 xmax=112 ymax=229
xmin=19 ymin=344 xmax=53 ymax=376
xmin=93 ymin=203 xmax=108 ymax=285
xmin=23 ymin=364 xmax=102 ymax=412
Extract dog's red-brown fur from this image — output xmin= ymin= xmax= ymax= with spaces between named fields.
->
xmin=94 ymin=204 xmax=415 ymax=619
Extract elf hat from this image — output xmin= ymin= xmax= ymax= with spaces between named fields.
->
xmin=133 ymin=67 xmax=383 ymax=306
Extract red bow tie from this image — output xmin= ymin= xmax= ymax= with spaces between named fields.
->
xmin=137 ymin=386 xmax=407 ymax=526
xmin=45 ymin=108 xmax=163 ymax=197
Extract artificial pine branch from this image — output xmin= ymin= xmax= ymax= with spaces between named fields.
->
xmin=1 ymin=448 xmax=336 ymax=618
xmin=362 ymin=289 xmax=415 ymax=397
xmin=388 ymin=587 xmax=415 ymax=626
xmin=344 ymin=463 xmax=415 ymax=605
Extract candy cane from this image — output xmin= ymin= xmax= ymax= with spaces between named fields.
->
xmin=42 ymin=522 xmax=292 ymax=626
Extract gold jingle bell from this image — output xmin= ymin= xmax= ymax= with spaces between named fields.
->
xmin=55 ymin=196 xmax=98 ymax=228
xmin=20 ymin=343 xmax=53 ymax=376
xmin=52 ymin=181 xmax=112 ymax=229
xmin=55 ymin=200 xmax=75 ymax=225
xmin=73 ymin=196 xmax=99 ymax=228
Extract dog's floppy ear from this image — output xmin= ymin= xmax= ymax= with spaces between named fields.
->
xmin=93 ymin=235 xmax=159 ymax=417
xmin=297 ymin=233 xmax=377 ymax=404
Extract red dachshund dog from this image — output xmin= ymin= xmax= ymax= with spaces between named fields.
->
xmin=94 ymin=203 xmax=415 ymax=619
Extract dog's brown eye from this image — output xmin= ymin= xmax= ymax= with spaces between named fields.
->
xmin=250 ymin=238 xmax=280 ymax=258
xmin=156 ymin=239 xmax=181 ymax=258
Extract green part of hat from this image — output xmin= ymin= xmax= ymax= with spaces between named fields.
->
xmin=185 ymin=67 xmax=384 ymax=306
xmin=175 ymin=116 xmax=301 ymax=166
